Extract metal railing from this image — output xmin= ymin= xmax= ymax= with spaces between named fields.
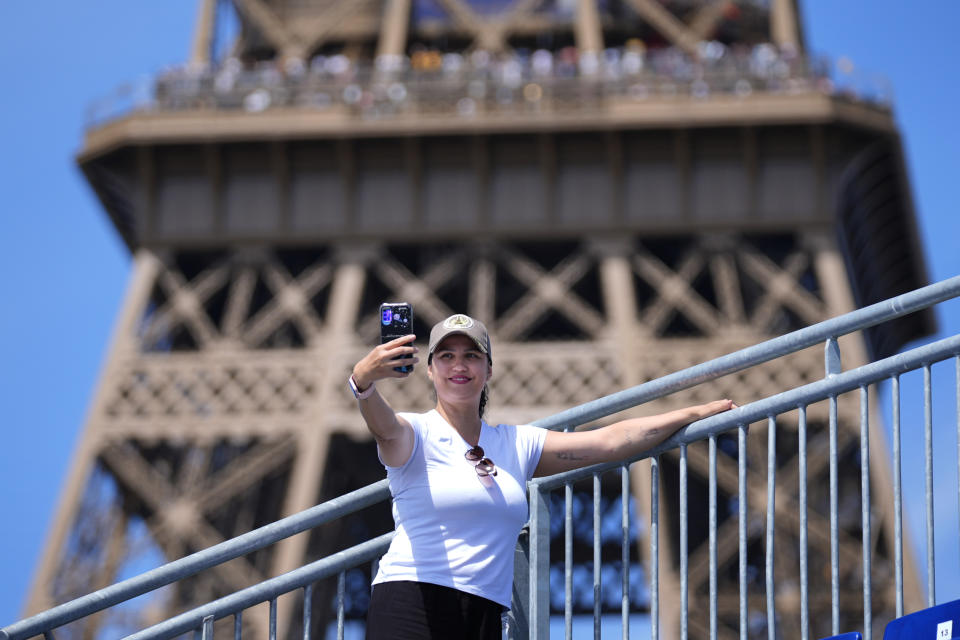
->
xmin=3 ymin=274 xmax=959 ymax=640
xmin=84 ymin=48 xmax=889 ymax=128
xmin=515 ymin=329 xmax=960 ymax=639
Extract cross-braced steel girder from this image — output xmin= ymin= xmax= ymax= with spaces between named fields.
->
xmin=192 ymin=0 xmax=802 ymax=66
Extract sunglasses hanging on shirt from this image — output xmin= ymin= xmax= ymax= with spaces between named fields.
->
xmin=465 ymin=445 xmax=497 ymax=477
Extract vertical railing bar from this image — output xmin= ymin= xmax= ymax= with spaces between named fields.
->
xmin=829 ymin=391 xmax=840 ymax=634
xmin=303 ymin=584 xmax=313 ymax=640
xmin=594 ymin=473 xmax=602 ymax=640
xmin=680 ymin=443 xmax=689 ymax=640
xmin=621 ymin=464 xmax=630 ymax=640
xmin=561 ymin=422 xmax=573 ymax=640
xmin=709 ymin=435 xmax=718 ymax=640
xmin=892 ymin=374 xmax=904 ymax=618
xmin=738 ymin=425 xmax=748 ymax=640
xmin=234 ymin=610 xmax=242 ymax=640
xmin=798 ymin=406 xmax=809 ymax=640
xmin=520 ymin=483 xmax=551 ymax=640
xmin=529 ymin=482 xmax=552 ymax=640
xmin=924 ymin=363 xmax=935 ymax=606
xmin=201 ymin=615 xmax=215 ymax=640
xmin=337 ymin=571 xmax=346 ymax=640
xmin=565 ymin=480 xmax=574 ymax=640
xmin=269 ymin=598 xmax=277 ymax=640
xmin=826 ymin=337 xmax=841 ymax=635
xmin=651 ymin=457 xmax=660 ymax=640
xmin=956 ymin=355 xmax=960 ymax=588
xmin=765 ymin=416 xmax=776 ymax=640
xmin=860 ymin=385 xmax=872 ymax=640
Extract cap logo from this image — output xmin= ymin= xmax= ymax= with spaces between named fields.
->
xmin=444 ymin=314 xmax=474 ymax=329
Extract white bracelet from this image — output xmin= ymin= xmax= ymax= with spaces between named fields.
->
xmin=348 ymin=374 xmax=376 ymax=400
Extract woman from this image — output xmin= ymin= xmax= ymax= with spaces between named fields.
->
xmin=349 ymin=313 xmax=735 ymax=640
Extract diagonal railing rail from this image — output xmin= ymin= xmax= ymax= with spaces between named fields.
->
xmin=3 ymin=274 xmax=959 ymax=640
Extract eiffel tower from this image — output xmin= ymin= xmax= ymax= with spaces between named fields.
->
xmin=26 ymin=1 xmax=934 ymax=638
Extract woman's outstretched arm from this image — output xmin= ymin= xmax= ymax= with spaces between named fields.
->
xmin=533 ymin=399 xmax=736 ymax=477
xmin=351 ymin=334 xmax=420 ymax=467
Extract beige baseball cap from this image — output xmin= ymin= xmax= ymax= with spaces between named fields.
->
xmin=428 ymin=314 xmax=491 ymax=360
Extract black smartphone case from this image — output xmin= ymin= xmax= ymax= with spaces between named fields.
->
xmin=379 ymin=303 xmax=413 ymax=373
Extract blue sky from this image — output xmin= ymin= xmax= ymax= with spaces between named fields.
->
xmin=1 ymin=0 xmax=958 ymax=634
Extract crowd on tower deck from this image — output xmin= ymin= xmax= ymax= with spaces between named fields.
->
xmin=87 ymin=40 xmax=888 ymax=125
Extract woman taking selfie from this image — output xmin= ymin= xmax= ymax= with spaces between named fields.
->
xmin=348 ymin=313 xmax=735 ymax=640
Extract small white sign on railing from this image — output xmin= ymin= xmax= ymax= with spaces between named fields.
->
xmin=937 ymin=619 xmax=952 ymax=639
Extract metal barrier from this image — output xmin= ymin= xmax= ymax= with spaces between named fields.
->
xmin=3 ymin=275 xmax=959 ymax=640
xmin=83 ymin=49 xmax=889 ymax=128
xmin=514 ymin=331 xmax=960 ymax=640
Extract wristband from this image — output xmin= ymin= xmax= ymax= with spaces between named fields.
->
xmin=348 ymin=374 xmax=376 ymax=400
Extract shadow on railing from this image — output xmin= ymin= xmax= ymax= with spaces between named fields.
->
xmin=3 ymin=275 xmax=959 ymax=640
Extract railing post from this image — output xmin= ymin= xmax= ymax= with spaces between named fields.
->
xmin=510 ymin=527 xmax=531 ymax=640
xmin=200 ymin=615 xmax=214 ymax=640
xmin=709 ymin=435 xmax=718 ymax=640
xmin=302 ymin=585 xmax=311 ymax=640
xmin=825 ymin=337 xmax=841 ymax=635
xmin=594 ymin=473 xmax=603 ymax=640
xmin=860 ymin=385 xmax=872 ymax=640
xmin=738 ymin=425 xmax=749 ymax=640
xmin=892 ymin=374 xmax=904 ymax=618
xmin=512 ymin=483 xmax=551 ymax=640
xmin=956 ymin=355 xmax=960 ymax=600
xmin=621 ymin=466 xmax=631 ymax=638
xmin=797 ymin=408 xmax=809 ymax=640
xmin=765 ymin=417 xmax=777 ymax=640
xmin=680 ymin=445 xmax=690 ymax=640
xmin=530 ymin=483 xmax=552 ymax=640
xmin=825 ymin=336 xmax=842 ymax=376
xmin=924 ymin=364 xmax=935 ymax=606
xmin=651 ymin=458 xmax=660 ymax=640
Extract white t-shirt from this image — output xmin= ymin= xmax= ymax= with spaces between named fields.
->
xmin=372 ymin=410 xmax=547 ymax=608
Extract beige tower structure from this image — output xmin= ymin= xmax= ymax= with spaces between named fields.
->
xmin=27 ymin=0 xmax=933 ymax=638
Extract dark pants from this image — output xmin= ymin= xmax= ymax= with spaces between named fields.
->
xmin=365 ymin=580 xmax=505 ymax=640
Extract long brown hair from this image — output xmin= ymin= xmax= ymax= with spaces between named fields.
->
xmin=478 ymin=386 xmax=488 ymax=419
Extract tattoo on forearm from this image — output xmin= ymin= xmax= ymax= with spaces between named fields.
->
xmin=556 ymin=451 xmax=587 ymax=461
xmin=625 ymin=426 xmax=660 ymax=451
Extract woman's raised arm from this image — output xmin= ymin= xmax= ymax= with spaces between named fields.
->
xmin=351 ymin=334 xmax=420 ymax=467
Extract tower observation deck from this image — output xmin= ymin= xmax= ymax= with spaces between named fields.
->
xmin=29 ymin=1 xmax=933 ymax=638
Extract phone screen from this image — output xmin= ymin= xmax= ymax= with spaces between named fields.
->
xmin=380 ymin=302 xmax=413 ymax=373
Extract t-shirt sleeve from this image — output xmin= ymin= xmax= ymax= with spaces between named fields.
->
xmin=378 ymin=411 xmax=423 ymax=471
xmin=514 ymin=424 xmax=547 ymax=480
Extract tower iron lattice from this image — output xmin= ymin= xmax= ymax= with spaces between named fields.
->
xmin=28 ymin=1 xmax=933 ymax=638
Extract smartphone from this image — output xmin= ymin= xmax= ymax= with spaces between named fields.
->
xmin=380 ymin=302 xmax=414 ymax=373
